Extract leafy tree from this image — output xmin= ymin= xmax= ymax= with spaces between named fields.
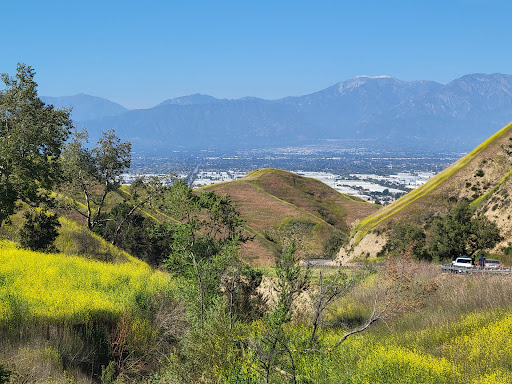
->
xmin=59 ymin=127 xmax=95 ymax=221
xmin=19 ymin=209 xmax=61 ymax=252
xmin=429 ymin=200 xmax=502 ymax=261
xmin=92 ymin=174 xmax=171 ymax=251
xmin=60 ymin=127 xmax=131 ymax=231
xmin=385 ymin=222 xmax=428 ymax=260
xmin=164 ymin=179 xmax=247 ymax=324
xmin=108 ymin=174 xmax=171 ymax=246
xmin=0 ymin=63 xmax=71 ymax=225
xmin=93 ymin=202 xmax=172 ymax=266
xmin=467 ymin=215 xmax=503 ymax=257
xmin=93 ymin=129 xmax=131 ymax=205
xmin=221 ymin=241 xmax=267 ymax=329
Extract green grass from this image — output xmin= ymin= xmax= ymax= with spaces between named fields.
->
xmin=251 ymin=180 xmax=335 ymax=228
xmin=55 ymin=216 xmax=135 ymax=262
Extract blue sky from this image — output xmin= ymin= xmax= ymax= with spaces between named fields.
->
xmin=1 ymin=0 xmax=510 ymax=108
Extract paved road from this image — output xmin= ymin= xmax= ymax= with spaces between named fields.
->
xmin=187 ymin=162 xmax=201 ymax=186
xmin=302 ymin=258 xmax=341 ymax=267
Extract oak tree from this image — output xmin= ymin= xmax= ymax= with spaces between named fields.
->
xmin=429 ymin=200 xmax=502 ymax=261
xmin=0 ymin=63 xmax=71 ymax=225
xmin=60 ymin=127 xmax=131 ymax=231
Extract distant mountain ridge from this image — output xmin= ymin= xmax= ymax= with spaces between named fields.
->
xmin=157 ymin=93 xmax=225 ymax=106
xmin=43 ymin=73 xmax=512 ymax=154
xmin=41 ymin=93 xmax=127 ymax=122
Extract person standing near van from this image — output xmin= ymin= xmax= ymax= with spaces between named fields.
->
xmin=478 ymin=254 xmax=486 ymax=269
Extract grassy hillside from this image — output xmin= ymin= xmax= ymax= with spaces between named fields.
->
xmin=342 ymin=121 xmax=512 ymax=261
xmin=0 ymin=239 xmax=174 ymax=381
xmin=0 ymin=240 xmax=169 ymax=323
xmin=0 ymin=207 xmax=136 ymax=263
xmin=203 ymin=169 xmax=379 ymax=265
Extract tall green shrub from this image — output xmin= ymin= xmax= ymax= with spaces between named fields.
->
xmin=19 ymin=209 xmax=61 ymax=252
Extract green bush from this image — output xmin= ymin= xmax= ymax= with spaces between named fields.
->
xmin=0 ymin=363 xmax=11 ymax=384
xmin=19 ymin=209 xmax=60 ymax=252
xmin=323 ymin=231 xmax=346 ymax=259
xmin=101 ymin=361 xmax=117 ymax=384
xmin=384 ymin=222 xmax=428 ymax=260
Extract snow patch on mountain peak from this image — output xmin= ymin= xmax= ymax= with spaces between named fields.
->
xmin=356 ymin=75 xmax=392 ymax=79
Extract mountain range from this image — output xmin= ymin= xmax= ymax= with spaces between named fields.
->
xmin=42 ymin=74 xmax=512 ymax=155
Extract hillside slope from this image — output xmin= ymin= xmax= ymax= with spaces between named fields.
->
xmin=0 ymin=239 xmax=172 ymax=381
xmin=203 ymin=169 xmax=379 ymax=265
xmin=0 ymin=240 xmax=169 ymax=322
xmin=339 ymin=121 xmax=512 ymax=262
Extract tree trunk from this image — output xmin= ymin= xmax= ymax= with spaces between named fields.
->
xmin=83 ymin=186 xmax=93 ymax=230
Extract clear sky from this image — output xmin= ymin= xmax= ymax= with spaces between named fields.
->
xmin=1 ymin=0 xmax=510 ymax=109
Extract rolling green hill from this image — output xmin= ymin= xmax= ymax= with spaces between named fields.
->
xmin=340 ymin=121 xmax=512 ymax=262
xmin=203 ymin=168 xmax=379 ymax=265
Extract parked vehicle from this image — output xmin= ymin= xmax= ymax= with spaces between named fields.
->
xmin=452 ymin=256 xmax=474 ymax=268
xmin=485 ymin=259 xmax=502 ymax=269
xmin=442 ymin=258 xmax=511 ymax=274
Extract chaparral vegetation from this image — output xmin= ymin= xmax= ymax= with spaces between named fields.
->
xmin=1 ymin=65 xmax=512 ymax=383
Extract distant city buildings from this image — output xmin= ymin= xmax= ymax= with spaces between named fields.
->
xmin=349 ymin=172 xmax=435 ymax=188
xmin=191 ymin=171 xmax=248 ymax=188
